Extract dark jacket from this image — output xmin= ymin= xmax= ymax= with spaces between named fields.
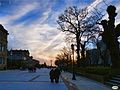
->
xmin=49 ymin=69 xmax=55 ymax=79
xmin=54 ymin=68 xmax=61 ymax=78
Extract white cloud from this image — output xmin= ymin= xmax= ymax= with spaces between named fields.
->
xmin=0 ymin=2 xmax=39 ymax=25
xmin=1 ymin=0 xmax=120 ymax=65
xmin=6 ymin=19 xmax=65 ymax=64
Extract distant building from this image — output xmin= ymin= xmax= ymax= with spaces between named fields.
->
xmin=0 ymin=24 xmax=9 ymax=69
xmin=86 ymin=41 xmax=112 ymax=66
xmin=7 ymin=49 xmax=39 ymax=69
xmin=7 ymin=49 xmax=30 ymax=69
xmin=27 ymin=57 xmax=39 ymax=68
xmin=86 ymin=49 xmax=100 ymax=65
xmin=8 ymin=49 xmax=30 ymax=61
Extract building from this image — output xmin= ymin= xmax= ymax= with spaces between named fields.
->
xmin=7 ymin=49 xmax=30 ymax=69
xmin=7 ymin=49 xmax=39 ymax=69
xmin=86 ymin=49 xmax=100 ymax=65
xmin=8 ymin=49 xmax=30 ymax=61
xmin=0 ymin=24 xmax=9 ymax=69
xmin=86 ymin=41 xmax=111 ymax=66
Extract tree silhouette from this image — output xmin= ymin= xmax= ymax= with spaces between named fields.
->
xmin=57 ymin=6 xmax=87 ymax=66
xmin=55 ymin=47 xmax=72 ymax=69
xmin=57 ymin=6 xmax=102 ymax=66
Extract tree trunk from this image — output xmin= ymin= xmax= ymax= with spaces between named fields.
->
xmin=81 ymin=43 xmax=85 ymax=60
xmin=76 ymin=35 xmax=80 ymax=66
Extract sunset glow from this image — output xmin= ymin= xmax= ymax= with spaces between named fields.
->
xmin=0 ymin=0 xmax=119 ymax=64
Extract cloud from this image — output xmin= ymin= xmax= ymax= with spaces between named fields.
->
xmin=0 ymin=0 xmax=120 ymax=65
xmin=0 ymin=2 xmax=39 ymax=25
xmin=7 ymin=21 xmax=65 ymax=64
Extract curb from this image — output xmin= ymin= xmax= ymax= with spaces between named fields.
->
xmin=61 ymin=76 xmax=78 ymax=90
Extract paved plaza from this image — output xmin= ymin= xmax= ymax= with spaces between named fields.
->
xmin=0 ymin=68 xmax=114 ymax=90
xmin=0 ymin=68 xmax=67 ymax=90
xmin=61 ymin=72 xmax=112 ymax=90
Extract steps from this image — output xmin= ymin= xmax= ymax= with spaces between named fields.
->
xmin=106 ymin=74 xmax=120 ymax=88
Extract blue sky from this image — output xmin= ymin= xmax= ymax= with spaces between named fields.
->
xmin=0 ymin=0 xmax=120 ymax=64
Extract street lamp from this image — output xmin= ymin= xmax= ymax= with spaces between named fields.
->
xmin=50 ymin=60 xmax=52 ymax=67
xmin=71 ymin=44 xmax=76 ymax=80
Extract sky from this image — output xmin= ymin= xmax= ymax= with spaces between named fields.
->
xmin=0 ymin=0 xmax=120 ymax=65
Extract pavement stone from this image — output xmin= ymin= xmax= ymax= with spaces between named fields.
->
xmin=61 ymin=71 xmax=112 ymax=90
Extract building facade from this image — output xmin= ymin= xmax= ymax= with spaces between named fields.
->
xmin=7 ymin=49 xmax=39 ymax=69
xmin=0 ymin=24 xmax=8 ymax=69
xmin=7 ymin=49 xmax=30 ymax=69
xmin=86 ymin=49 xmax=100 ymax=65
xmin=86 ymin=41 xmax=111 ymax=66
xmin=8 ymin=49 xmax=30 ymax=61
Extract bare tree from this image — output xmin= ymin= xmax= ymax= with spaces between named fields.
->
xmin=57 ymin=6 xmax=88 ymax=66
xmin=57 ymin=6 xmax=102 ymax=66
xmin=55 ymin=47 xmax=72 ymax=68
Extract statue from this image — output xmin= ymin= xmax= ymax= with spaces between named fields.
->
xmin=99 ymin=5 xmax=120 ymax=68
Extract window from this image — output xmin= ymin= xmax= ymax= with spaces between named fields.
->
xmin=0 ymin=57 xmax=3 ymax=64
xmin=0 ymin=57 xmax=5 ymax=64
xmin=2 ymin=45 xmax=6 ymax=51
xmin=4 ymin=45 xmax=7 ymax=51
xmin=0 ymin=44 xmax=6 ymax=52
xmin=0 ymin=43 xmax=2 ymax=51
xmin=2 ymin=58 xmax=5 ymax=64
xmin=2 ymin=45 xmax=4 ymax=51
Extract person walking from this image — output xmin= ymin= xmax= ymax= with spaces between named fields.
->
xmin=54 ymin=68 xmax=61 ymax=83
xmin=49 ymin=68 xmax=55 ymax=83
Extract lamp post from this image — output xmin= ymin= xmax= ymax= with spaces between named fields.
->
xmin=71 ymin=44 xmax=76 ymax=80
xmin=50 ymin=60 xmax=52 ymax=67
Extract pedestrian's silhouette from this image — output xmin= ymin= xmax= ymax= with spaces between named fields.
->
xmin=49 ymin=68 xmax=55 ymax=83
xmin=49 ymin=68 xmax=61 ymax=83
xmin=54 ymin=68 xmax=61 ymax=83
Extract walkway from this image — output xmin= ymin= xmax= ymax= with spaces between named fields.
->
xmin=61 ymin=71 xmax=112 ymax=90
xmin=0 ymin=68 xmax=67 ymax=90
